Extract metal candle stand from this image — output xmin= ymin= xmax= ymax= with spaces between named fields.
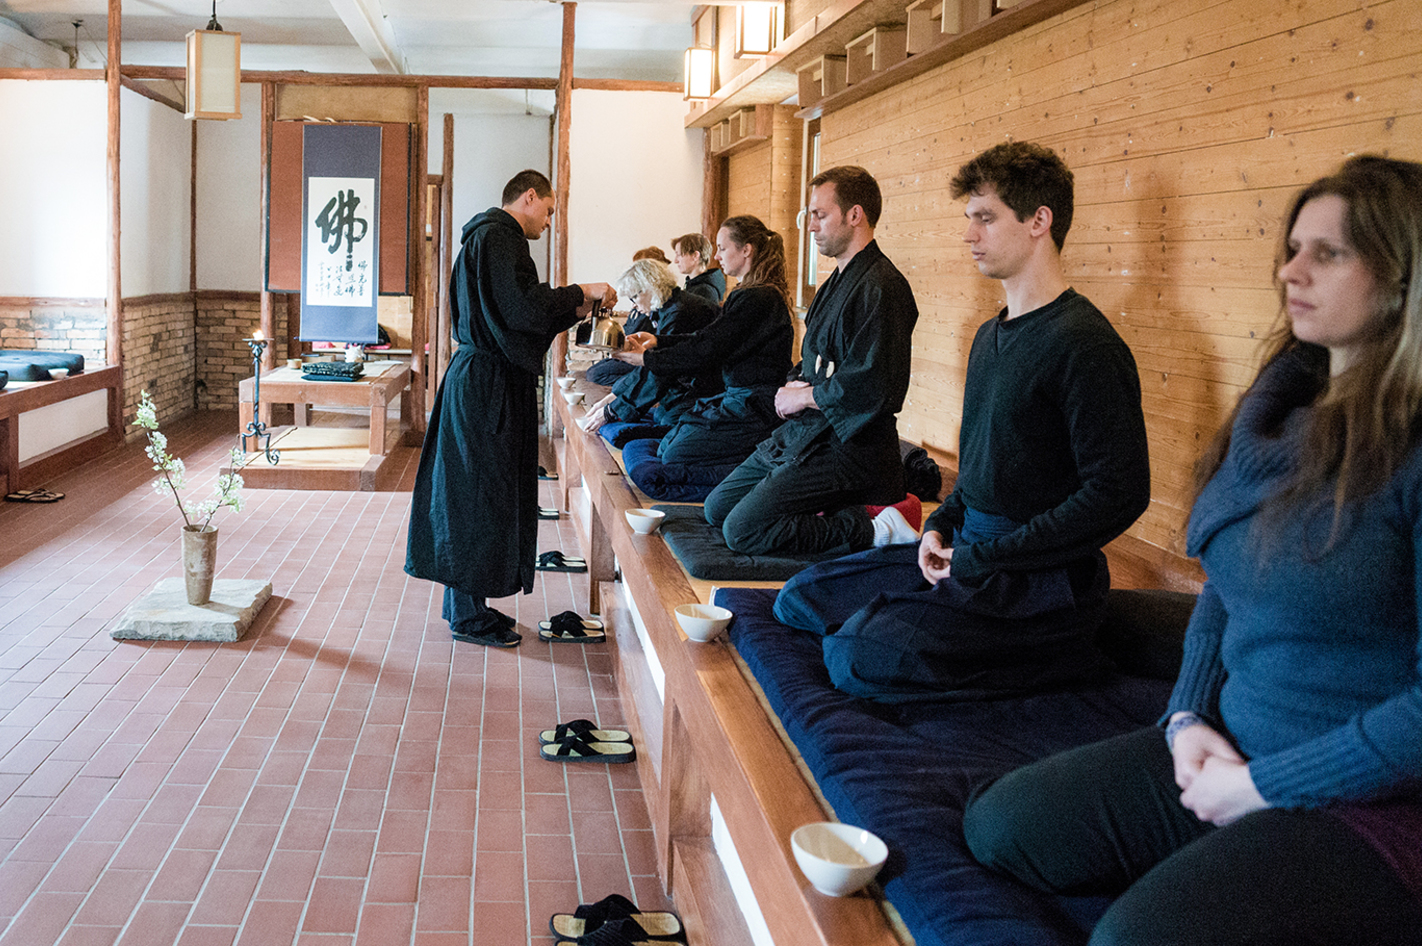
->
xmin=243 ymin=335 xmax=280 ymax=465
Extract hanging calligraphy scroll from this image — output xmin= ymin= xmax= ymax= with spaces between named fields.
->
xmin=300 ymin=124 xmax=381 ymax=342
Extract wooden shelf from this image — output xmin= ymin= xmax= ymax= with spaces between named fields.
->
xmin=709 ymin=104 xmax=775 ymax=157
xmin=686 ymin=0 xmax=1093 ymax=128
xmin=798 ymin=0 xmax=1090 ymax=118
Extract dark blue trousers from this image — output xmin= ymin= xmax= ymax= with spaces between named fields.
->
xmin=774 ymin=543 xmax=1113 ymax=702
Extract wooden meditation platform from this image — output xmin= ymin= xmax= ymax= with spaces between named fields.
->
xmin=236 ymin=360 xmax=411 ymax=491
xmin=551 ymin=374 xmax=905 ymax=946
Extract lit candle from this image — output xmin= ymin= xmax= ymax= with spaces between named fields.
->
xmin=252 ymin=330 xmax=265 ymax=341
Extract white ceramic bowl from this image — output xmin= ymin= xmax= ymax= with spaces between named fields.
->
xmin=674 ymin=603 xmax=732 ymax=642
xmin=791 ymin=822 xmax=888 ymax=897
xmin=625 ymin=508 xmax=666 ymax=534
xmin=562 ymin=390 xmax=584 ymax=405
xmin=48 ymin=367 xmax=70 ymax=380
xmin=556 ymin=376 xmax=576 ymax=390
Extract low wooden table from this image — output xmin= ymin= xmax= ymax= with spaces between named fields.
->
xmin=0 ymin=366 xmax=123 ymax=496
xmin=236 ymin=360 xmax=410 ymax=490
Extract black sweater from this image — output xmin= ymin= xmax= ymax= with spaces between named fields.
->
xmin=924 ymin=289 xmax=1150 ymax=583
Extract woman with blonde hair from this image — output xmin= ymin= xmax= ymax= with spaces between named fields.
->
xmin=963 ymin=155 xmax=1422 ymax=945
xmin=607 ymin=215 xmax=795 ymax=500
xmin=584 ymin=258 xmax=716 ymax=387
xmin=581 ymin=257 xmax=719 ymax=427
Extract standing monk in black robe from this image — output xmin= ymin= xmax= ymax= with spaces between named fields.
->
xmin=406 ymin=169 xmax=615 ymax=647
xmin=705 ymin=166 xmax=919 ymax=556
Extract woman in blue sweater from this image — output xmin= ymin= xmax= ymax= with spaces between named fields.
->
xmin=962 ymin=155 xmax=1422 ymax=944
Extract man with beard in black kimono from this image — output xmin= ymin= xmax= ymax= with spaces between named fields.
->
xmin=704 ymin=165 xmax=919 ymax=556
xmin=773 ymin=142 xmax=1151 ymax=701
xmin=406 ymin=169 xmax=615 ymax=647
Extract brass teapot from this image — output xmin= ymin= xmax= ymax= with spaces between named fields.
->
xmin=574 ymin=300 xmax=626 ymax=352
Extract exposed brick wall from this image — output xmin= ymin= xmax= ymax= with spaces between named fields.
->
xmin=0 ymin=303 xmax=107 ymax=362
xmin=194 ymin=292 xmax=288 ymax=411
xmin=121 ymin=296 xmax=197 ymax=435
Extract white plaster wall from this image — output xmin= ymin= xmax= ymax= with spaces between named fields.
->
xmin=195 ymin=84 xmax=262 ymax=291
xmin=120 ymin=88 xmax=192 ymax=297
xmin=430 ymin=92 xmax=555 ymax=282
xmin=0 ymin=17 xmax=65 ymax=68
xmin=0 ymin=80 xmax=107 ymax=297
xmin=566 ymin=89 xmax=704 ymax=286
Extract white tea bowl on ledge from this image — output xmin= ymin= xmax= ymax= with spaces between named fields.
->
xmin=625 ymin=508 xmax=665 ymax=534
xmin=561 ymin=390 xmax=584 ymax=405
xmin=791 ymin=822 xmax=888 ymax=897
xmin=674 ymin=603 xmax=732 ymax=642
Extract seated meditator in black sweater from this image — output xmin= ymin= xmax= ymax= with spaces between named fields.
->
xmin=773 ymin=142 xmax=1152 ymax=702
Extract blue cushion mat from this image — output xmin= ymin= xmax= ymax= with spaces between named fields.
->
xmin=719 ymin=586 xmax=1177 ymax=946
xmin=653 ymin=504 xmax=840 ymax=580
xmin=0 ymin=350 xmax=85 ymax=382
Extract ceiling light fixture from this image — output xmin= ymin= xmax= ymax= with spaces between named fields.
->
xmin=185 ymin=0 xmax=241 ymax=120
xmin=735 ymin=2 xmax=781 ymax=59
xmin=683 ymin=45 xmax=715 ymax=100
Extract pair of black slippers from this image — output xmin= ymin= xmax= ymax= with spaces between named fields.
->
xmin=451 ymin=607 xmax=521 ymax=648
xmin=550 ymin=893 xmax=684 ymax=944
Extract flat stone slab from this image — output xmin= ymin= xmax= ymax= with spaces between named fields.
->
xmin=110 ymin=578 xmax=273 ymax=642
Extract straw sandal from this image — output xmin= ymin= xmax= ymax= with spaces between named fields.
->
xmin=538 ymin=719 xmax=630 ymax=745
xmin=550 ymin=894 xmax=682 ymax=942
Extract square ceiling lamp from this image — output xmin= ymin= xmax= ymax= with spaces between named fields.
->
xmin=735 ymin=2 xmax=781 ymax=59
xmin=684 ymin=46 xmax=716 ymax=100
xmin=185 ymin=0 xmax=241 ymax=120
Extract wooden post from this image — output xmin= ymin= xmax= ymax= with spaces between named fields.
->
xmin=259 ymin=82 xmax=275 ymax=372
xmin=440 ymin=113 xmax=454 ymax=386
xmin=105 ymin=0 xmax=122 ymax=370
xmin=410 ymin=85 xmax=430 ymax=433
xmin=257 ymin=82 xmax=275 ymax=426
xmin=191 ymin=118 xmax=199 ymax=408
xmin=549 ymin=0 xmax=576 ymax=411
xmin=554 ymin=1 xmax=575 ymax=289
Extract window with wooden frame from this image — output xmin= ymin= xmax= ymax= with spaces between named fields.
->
xmin=796 ymin=118 xmax=822 ymax=311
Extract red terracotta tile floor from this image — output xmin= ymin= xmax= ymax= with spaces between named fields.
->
xmin=0 ymin=410 xmax=670 ymax=946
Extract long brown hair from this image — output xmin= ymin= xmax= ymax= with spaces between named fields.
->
xmin=720 ymin=215 xmax=793 ymax=314
xmin=1191 ymin=155 xmax=1422 ymax=542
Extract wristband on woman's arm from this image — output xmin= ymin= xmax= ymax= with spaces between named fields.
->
xmin=1164 ymin=711 xmax=1206 ymax=750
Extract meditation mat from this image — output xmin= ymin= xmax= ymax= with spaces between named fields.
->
xmin=624 ymin=440 xmax=737 ymax=504
xmin=722 ymin=586 xmax=1188 ymax=946
xmin=652 ymin=504 xmax=841 ymax=581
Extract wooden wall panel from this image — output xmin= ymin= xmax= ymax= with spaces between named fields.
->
xmin=796 ymin=0 xmax=1422 ymax=564
xmin=725 ymin=105 xmax=805 ymax=349
xmin=786 ymin=0 xmax=839 ymax=35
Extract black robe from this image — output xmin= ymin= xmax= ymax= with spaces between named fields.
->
xmin=405 ymin=208 xmax=584 ymax=599
xmin=772 ymin=240 xmax=918 ymax=501
xmin=684 ymin=268 xmax=726 ymax=305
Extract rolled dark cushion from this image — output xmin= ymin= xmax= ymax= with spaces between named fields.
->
xmin=0 ymin=350 xmax=85 ymax=381
xmin=1094 ymin=588 xmax=1196 ymax=681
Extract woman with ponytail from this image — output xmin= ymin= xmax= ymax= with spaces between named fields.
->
xmin=606 ymin=215 xmax=795 ymax=500
xmin=962 ymin=155 xmax=1422 ymax=945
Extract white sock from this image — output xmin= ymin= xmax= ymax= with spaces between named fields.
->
xmin=872 ymin=506 xmax=919 ymax=547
